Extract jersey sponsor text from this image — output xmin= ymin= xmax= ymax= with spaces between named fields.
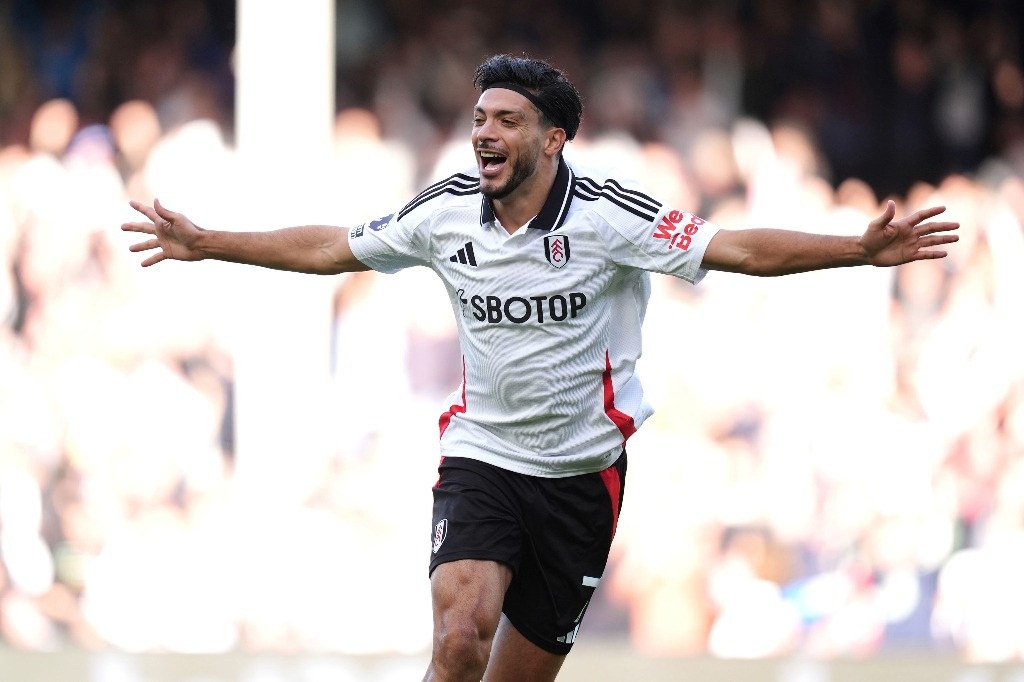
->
xmin=652 ymin=210 xmax=705 ymax=251
xmin=459 ymin=291 xmax=588 ymax=324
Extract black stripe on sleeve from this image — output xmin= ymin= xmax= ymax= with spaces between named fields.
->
xmin=574 ymin=176 xmax=659 ymax=222
xmin=605 ymin=179 xmax=661 ymax=213
xmin=398 ymin=174 xmax=479 ymax=220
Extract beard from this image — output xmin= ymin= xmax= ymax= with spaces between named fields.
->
xmin=480 ymin=152 xmax=538 ymax=200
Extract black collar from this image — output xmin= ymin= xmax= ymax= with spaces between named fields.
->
xmin=479 ymin=156 xmax=574 ymax=232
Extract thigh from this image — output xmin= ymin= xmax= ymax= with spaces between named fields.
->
xmin=503 ymin=453 xmax=627 ymax=654
xmin=484 ymin=615 xmax=566 ymax=682
xmin=429 ymin=457 xmax=525 ymax=575
xmin=430 ymin=559 xmax=512 ymax=634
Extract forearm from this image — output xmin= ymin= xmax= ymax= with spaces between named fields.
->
xmin=195 ymin=225 xmax=363 ymax=275
xmin=704 ymin=228 xmax=870 ymax=276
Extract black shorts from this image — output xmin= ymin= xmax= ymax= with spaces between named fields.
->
xmin=429 ymin=453 xmax=627 ymax=655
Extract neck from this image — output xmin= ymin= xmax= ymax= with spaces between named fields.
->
xmin=491 ymin=157 xmax=558 ymax=233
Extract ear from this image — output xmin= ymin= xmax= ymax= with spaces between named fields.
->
xmin=544 ymin=127 xmax=567 ymax=158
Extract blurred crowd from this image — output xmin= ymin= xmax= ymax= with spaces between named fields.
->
xmin=2 ymin=0 xmax=1024 ymax=663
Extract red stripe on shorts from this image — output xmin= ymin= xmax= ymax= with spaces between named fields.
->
xmin=433 ymin=456 xmax=445 ymax=488
xmin=599 ymin=465 xmax=622 ymax=538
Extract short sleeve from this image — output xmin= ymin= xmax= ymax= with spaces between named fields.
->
xmin=603 ymin=206 xmax=721 ymax=284
xmin=348 ymin=210 xmax=432 ymax=274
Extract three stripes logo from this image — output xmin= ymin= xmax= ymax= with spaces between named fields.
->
xmin=449 ymin=242 xmax=478 ymax=267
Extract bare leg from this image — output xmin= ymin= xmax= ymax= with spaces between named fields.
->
xmin=483 ymin=615 xmax=566 ymax=682
xmin=423 ymin=559 xmax=513 ymax=682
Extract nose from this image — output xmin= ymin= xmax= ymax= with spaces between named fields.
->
xmin=474 ymin=117 xmax=498 ymax=143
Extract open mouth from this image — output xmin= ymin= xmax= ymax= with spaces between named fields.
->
xmin=479 ymin=150 xmax=508 ymax=175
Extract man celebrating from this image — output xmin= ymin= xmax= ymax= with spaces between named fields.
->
xmin=122 ymin=54 xmax=958 ymax=682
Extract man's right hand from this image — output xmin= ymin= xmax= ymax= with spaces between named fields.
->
xmin=122 ymin=198 xmax=205 ymax=266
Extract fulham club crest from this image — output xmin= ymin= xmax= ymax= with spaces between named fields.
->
xmin=432 ymin=519 xmax=448 ymax=554
xmin=544 ymin=235 xmax=570 ymax=268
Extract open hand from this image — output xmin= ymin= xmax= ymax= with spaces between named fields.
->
xmin=860 ymin=200 xmax=960 ymax=267
xmin=121 ymin=199 xmax=204 ymax=266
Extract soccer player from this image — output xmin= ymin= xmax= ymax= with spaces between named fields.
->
xmin=122 ymin=54 xmax=959 ymax=682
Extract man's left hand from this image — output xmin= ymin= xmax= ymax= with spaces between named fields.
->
xmin=860 ymin=200 xmax=960 ymax=267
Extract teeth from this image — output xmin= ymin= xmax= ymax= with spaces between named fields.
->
xmin=480 ymin=151 xmax=504 ymax=159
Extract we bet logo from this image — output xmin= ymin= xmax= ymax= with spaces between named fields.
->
xmin=652 ymin=210 xmax=705 ymax=251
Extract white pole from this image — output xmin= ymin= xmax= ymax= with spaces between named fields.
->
xmin=232 ymin=0 xmax=337 ymax=503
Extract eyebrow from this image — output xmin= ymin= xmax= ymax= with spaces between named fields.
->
xmin=474 ymin=106 xmax=528 ymax=119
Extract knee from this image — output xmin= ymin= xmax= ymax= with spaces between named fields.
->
xmin=427 ymin=560 xmax=510 ymax=680
xmin=432 ymin=618 xmax=493 ymax=678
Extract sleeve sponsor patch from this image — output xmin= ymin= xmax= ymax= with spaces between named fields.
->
xmin=651 ymin=209 xmax=706 ymax=251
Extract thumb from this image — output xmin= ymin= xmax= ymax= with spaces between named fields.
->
xmin=870 ymin=199 xmax=896 ymax=231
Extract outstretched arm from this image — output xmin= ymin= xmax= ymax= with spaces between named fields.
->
xmin=701 ymin=200 xmax=959 ymax=276
xmin=121 ymin=199 xmax=370 ymax=274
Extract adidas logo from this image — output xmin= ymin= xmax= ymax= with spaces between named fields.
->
xmin=449 ymin=242 xmax=478 ymax=266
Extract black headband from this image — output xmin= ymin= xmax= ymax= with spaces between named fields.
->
xmin=484 ymin=81 xmax=566 ymax=131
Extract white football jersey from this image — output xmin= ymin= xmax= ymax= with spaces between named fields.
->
xmin=348 ymin=158 xmax=720 ymax=477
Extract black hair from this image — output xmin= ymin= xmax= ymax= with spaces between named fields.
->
xmin=473 ymin=54 xmax=584 ymax=141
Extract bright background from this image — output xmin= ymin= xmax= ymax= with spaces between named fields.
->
xmin=2 ymin=0 xmax=1024 ymax=679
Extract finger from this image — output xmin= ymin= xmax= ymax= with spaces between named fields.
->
xmin=141 ymin=252 xmax=166 ymax=267
xmin=901 ymin=205 xmax=946 ymax=226
xmin=909 ymin=249 xmax=948 ymax=261
xmin=129 ymin=199 xmax=159 ymax=222
xmin=916 ymin=233 xmax=960 ymax=248
xmin=128 ymin=239 xmax=161 ymax=252
xmin=153 ymin=197 xmax=180 ymax=222
xmin=906 ymin=239 xmax=953 ymax=259
xmin=905 ymin=234 xmax=958 ymax=262
xmin=915 ymin=221 xmax=960 ymax=236
xmin=121 ymin=221 xmax=156 ymax=234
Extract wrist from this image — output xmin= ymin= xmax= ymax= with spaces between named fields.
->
xmin=189 ymin=226 xmax=213 ymax=260
xmin=853 ymin=236 xmax=872 ymax=265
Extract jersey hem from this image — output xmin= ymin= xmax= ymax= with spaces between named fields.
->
xmin=437 ymin=445 xmax=623 ymax=478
